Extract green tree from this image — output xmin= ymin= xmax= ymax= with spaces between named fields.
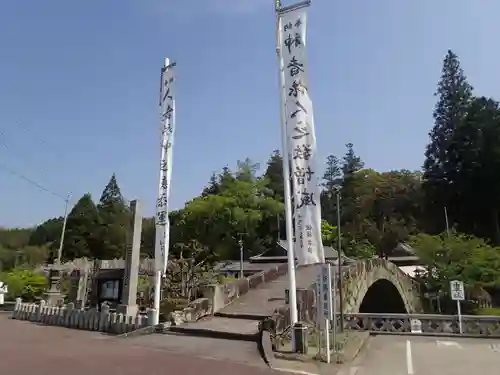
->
xmin=263 ymin=150 xmax=284 ymax=201
xmin=451 ymin=97 xmax=500 ymax=242
xmin=201 ymin=173 xmax=220 ymax=197
xmin=321 ymin=154 xmax=342 ymax=227
xmin=0 ymin=227 xmax=32 ymax=249
xmin=179 ymin=166 xmax=284 ymax=260
xmin=29 ymin=217 xmax=63 ymax=248
xmin=95 ymin=174 xmax=129 ymax=259
xmin=410 ymin=232 xmax=500 ymax=312
xmin=423 ymin=50 xmax=473 ymax=234
xmin=321 ymin=220 xmax=335 ymax=246
xmin=236 ymin=157 xmax=260 ymax=183
xmin=0 ymin=268 xmax=48 ymax=301
xmin=62 ymin=193 xmax=100 ymax=260
xmin=339 ymin=143 xmax=365 ymax=235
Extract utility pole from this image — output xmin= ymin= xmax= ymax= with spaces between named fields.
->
xmin=56 ymin=193 xmax=71 ymax=265
xmin=444 ymin=206 xmax=450 ymax=237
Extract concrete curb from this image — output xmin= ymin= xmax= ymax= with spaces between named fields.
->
xmin=214 ymin=312 xmax=269 ymax=321
xmin=116 ymin=325 xmax=155 ymax=339
xmin=369 ymin=331 xmax=500 ymax=340
xmin=168 ymin=326 xmax=259 ymax=342
xmin=258 ymin=329 xmax=274 ymax=367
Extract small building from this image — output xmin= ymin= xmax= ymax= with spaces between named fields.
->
xmin=248 ymin=240 xmax=355 ymax=265
xmin=386 ymin=242 xmax=421 ymax=267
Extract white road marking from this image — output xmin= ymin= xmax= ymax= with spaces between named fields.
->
xmin=334 ymin=366 xmax=359 ymax=375
xmin=272 ymin=368 xmax=319 ymax=375
xmin=436 ymin=340 xmax=462 ymax=348
xmin=406 ymin=340 xmax=414 ymax=375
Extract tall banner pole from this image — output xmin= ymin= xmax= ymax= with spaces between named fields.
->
xmin=275 ymin=0 xmax=298 ymax=328
xmin=152 ymin=57 xmax=177 ymax=325
xmin=277 ymin=0 xmax=324 ymax=266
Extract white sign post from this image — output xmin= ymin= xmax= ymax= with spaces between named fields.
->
xmin=316 ymin=263 xmax=333 ymax=363
xmin=277 ymin=0 xmax=325 ymax=266
xmin=0 ymin=282 xmax=7 ymax=305
xmin=450 ymin=280 xmax=465 ymax=334
xmin=152 ymin=57 xmax=177 ymax=326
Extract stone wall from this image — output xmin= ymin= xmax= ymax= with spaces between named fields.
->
xmin=12 ymin=298 xmax=150 ymax=334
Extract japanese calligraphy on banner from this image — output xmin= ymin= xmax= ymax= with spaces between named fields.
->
xmin=278 ymin=4 xmax=325 ymax=265
xmin=154 ymin=60 xmax=176 ymax=273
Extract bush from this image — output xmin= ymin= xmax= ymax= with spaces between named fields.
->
xmin=0 ymin=268 xmax=47 ymax=302
xmin=475 ymin=307 xmax=500 ymax=316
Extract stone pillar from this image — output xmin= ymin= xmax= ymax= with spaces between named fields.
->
xmin=75 ymin=269 xmax=90 ymax=308
xmin=117 ymin=200 xmax=142 ymax=317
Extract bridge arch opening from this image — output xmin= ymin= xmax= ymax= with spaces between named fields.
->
xmin=359 ymin=279 xmax=407 ymax=314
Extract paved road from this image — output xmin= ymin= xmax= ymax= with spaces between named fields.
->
xmin=0 ymin=315 xmax=295 ymax=375
xmin=339 ymin=335 xmax=500 ymax=375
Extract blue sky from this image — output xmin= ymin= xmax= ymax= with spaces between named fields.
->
xmin=1 ymin=0 xmax=499 ymax=228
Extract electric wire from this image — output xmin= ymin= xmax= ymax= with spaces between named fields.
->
xmin=0 ymin=129 xmax=67 ymax=201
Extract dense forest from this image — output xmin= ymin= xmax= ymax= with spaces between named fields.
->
xmin=2 ymin=50 xmax=500 ymax=311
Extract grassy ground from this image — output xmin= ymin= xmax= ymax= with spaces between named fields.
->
xmin=475 ymin=307 xmax=500 ymax=316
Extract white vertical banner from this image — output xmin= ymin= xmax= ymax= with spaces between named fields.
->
xmin=278 ymin=3 xmax=325 ymax=265
xmin=154 ymin=58 xmax=176 ymax=274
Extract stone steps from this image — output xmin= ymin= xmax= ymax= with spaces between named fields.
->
xmin=163 ymin=316 xmax=261 ymax=342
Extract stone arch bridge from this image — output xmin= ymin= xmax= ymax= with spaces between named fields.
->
xmin=339 ymin=258 xmax=423 ymax=315
xmin=210 ymin=258 xmax=423 ymax=328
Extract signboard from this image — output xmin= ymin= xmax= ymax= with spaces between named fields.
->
xmin=316 ymin=263 xmax=332 ymax=322
xmin=410 ymin=319 xmax=422 ymax=334
xmin=450 ymin=280 xmax=465 ymax=301
xmin=450 ymin=280 xmax=464 ymax=334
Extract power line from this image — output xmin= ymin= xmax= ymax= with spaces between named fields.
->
xmin=3 ymin=121 xmax=59 ymax=154
xmin=0 ymin=128 xmax=51 ymax=177
xmin=0 ymin=132 xmax=66 ymax=201
xmin=0 ymin=161 xmax=66 ymax=201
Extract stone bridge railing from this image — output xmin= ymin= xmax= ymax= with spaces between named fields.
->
xmin=269 ymin=311 xmax=500 ymax=339
xmin=345 ymin=313 xmax=500 ymax=336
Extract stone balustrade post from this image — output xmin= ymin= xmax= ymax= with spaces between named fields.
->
xmin=99 ymin=303 xmax=110 ymax=332
xmin=36 ymin=300 xmax=46 ymax=323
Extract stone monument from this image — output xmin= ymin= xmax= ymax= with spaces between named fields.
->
xmin=116 ymin=199 xmax=143 ymax=317
xmin=45 ymin=267 xmax=64 ymax=306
